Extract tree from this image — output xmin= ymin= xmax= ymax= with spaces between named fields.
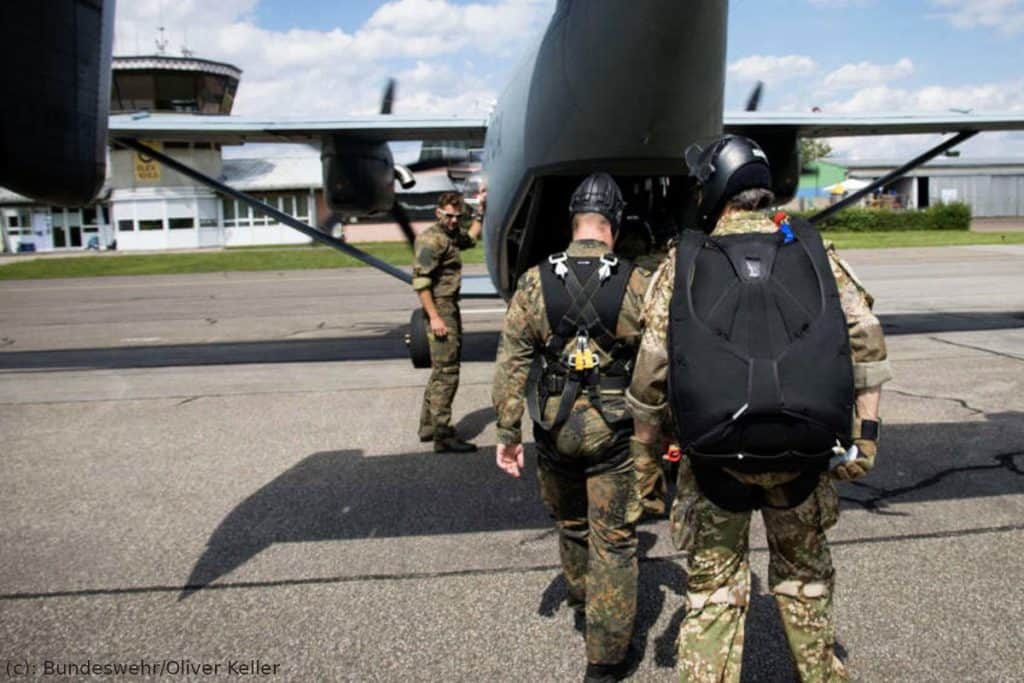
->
xmin=800 ymin=139 xmax=832 ymax=167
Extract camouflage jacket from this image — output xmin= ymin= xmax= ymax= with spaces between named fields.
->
xmin=627 ymin=211 xmax=893 ymax=432
xmin=411 ymin=222 xmax=477 ymax=298
xmin=492 ymin=239 xmax=652 ymax=445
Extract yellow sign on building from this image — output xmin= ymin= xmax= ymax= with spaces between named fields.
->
xmin=134 ymin=140 xmax=162 ymax=182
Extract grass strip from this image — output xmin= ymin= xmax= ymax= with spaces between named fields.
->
xmin=825 ymin=231 xmax=1024 ymax=249
xmin=0 ymin=243 xmax=485 ymax=280
xmin=2 ymin=232 xmax=1022 ymax=280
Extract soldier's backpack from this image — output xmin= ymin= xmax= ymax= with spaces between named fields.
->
xmin=667 ymin=218 xmax=854 ymax=479
xmin=527 ymin=251 xmax=635 ymax=432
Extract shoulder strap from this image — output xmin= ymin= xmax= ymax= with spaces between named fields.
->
xmin=539 ymin=252 xmax=633 ymax=353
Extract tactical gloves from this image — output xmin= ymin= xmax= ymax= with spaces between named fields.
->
xmin=833 ymin=438 xmax=877 ymax=481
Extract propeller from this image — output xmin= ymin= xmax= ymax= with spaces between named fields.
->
xmin=390 ymin=200 xmax=417 ymax=247
xmin=380 ymin=78 xmax=396 ymax=115
xmin=380 ymin=79 xmax=472 ymax=248
xmin=745 ymin=81 xmax=764 ymax=112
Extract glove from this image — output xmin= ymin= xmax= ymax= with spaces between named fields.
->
xmin=833 ymin=439 xmax=877 ymax=481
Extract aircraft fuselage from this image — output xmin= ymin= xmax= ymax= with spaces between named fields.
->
xmin=482 ymin=0 xmax=728 ymax=295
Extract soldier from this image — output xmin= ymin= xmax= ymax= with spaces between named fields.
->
xmin=493 ymin=173 xmax=650 ymax=682
xmin=614 ymin=213 xmax=670 ymax=518
xmin=413 ymin=190 xmax=484 ymax=453
xmin=627 ymin=135 xmax=892 ymax=682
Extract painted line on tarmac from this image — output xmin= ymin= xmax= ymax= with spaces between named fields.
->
xmin=3 ymin=522 xmax=1023 ymax=603
xmin=461 ymin=308 xmax=507 ymax=315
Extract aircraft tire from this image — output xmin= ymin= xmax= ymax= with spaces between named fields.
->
xmin=406 ymin=308 xmax=431 ymax=368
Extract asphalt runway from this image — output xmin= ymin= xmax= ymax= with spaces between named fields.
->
xmin=1 ymin=244 xmax=1023 ymax=682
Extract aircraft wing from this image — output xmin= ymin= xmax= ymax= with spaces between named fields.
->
xmin=108 ymin=113 xmax=488 ymax=145
xmin=724 ymin=112 xmax=1024 ymax=137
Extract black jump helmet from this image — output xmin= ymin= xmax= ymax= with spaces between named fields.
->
xmin=684 ymin=135 xmax=772 ymax=232
xmin=568 ymin=173 xmax=625 ymax=231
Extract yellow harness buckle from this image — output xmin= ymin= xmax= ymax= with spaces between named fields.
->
xmin=571 ymin=348 xmax=598 ymax=371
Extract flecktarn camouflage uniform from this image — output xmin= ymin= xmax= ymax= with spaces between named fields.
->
xmin=492 ymin=239 xmax=651 ymax=665
xmin=412 ymin=221 xmax=476 ymax=441
xmin=627 ymin=212 xmax=893 ymax=682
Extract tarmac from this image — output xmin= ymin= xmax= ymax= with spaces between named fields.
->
xmin=0 ymin=244 xmax=1022 ymax=681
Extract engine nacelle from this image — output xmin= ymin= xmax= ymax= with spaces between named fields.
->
xmin=321 ymin=136 xmax=395 ymax=216
xmin=732 ymin=127 xmax=801 ymax=206
xmin=0 ymin=0 xmax=114 ymax=206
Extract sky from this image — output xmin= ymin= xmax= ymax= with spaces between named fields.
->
xmin=113 ymin=0 xmax=1024 ymax=160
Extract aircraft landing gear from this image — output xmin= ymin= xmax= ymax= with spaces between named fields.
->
xmin=405 ymin=308 xmax=431 ymax=368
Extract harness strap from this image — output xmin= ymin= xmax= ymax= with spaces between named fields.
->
xmin=529 ymin=252 xmax=634 ymax=432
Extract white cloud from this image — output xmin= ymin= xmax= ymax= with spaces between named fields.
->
xmin=824 ymin=58 xmax=914 ymax=89
xmin=825 ymin=80 xmax=1024 ymax=114
xmin=113 ymin=0 xmax=554 ymax=118
xmin=929 ymin=0 xmax=1024 ymax=35
xmin=727 ymin=55 xmax=818 ymax=84
xmin=814 ymin=79 xmax=1024 ymax=159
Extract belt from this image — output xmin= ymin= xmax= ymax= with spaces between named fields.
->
xmin=542 ymin=372 xmax=630 ymax=394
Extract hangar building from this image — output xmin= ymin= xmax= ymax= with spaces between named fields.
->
xmin=843 ymin=157 xmax=1024 ymax=217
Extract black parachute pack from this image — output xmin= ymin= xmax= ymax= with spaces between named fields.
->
xmin=527 ymin=251 xmax=635 ymax=432
xmin=668 ymin=218 xmax=854 ymax=484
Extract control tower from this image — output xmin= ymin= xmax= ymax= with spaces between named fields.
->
xmin=108 ymin=54 xmax=243 ymax=250
xmin=111 ymin=55 xmax=240 ymax=115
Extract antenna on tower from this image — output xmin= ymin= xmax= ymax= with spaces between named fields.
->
xmin=155 ymin=26 xmax=168 ymax=54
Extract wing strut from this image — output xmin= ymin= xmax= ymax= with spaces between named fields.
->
xmin=808 ymin=130 xmax=978 ymax=225
xmin=114 ymin=138 xmax=413 ymax=285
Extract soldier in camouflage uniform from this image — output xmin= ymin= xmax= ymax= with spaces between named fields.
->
xmin=413 ymin=191 xmax=483 ymax=453
xmin=494 ymin=174 xmax=650 ymax=682
xmin=627 ymin=136 xmax=892 ymax=682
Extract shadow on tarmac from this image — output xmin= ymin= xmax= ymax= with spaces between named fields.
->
xmin=0 ymin=330 xmax=502 ymax=370
xmin=181 ymin=413 xmax=1024 ymax=598
xmin=536 ymin=532 xmax=688 ymax=671
xmin=2 ymin=311 xmax=1022 ymax=370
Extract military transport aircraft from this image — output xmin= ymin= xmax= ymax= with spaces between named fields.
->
xmin=3 ymin=0 xmax=1024 ymax=302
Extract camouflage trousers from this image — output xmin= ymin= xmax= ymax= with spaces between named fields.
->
xmin=536 ymin=415 xmax=641 ymax=666
xmin=635 ymin=447 xmax=668 ymax=516
xmin=418 ymin=298 xmax=461 ymax=440
xmin=670 ymin=458 xmax=849 ymax=682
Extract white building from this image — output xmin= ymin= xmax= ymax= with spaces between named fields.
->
xmin=0 ymin=53 xmax=467 ymax=254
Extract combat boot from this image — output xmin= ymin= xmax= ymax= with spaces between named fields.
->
xmin=434 ymin=435 xmax=477 ymax=453
xmin=583 ymin=644 xmax=639 ymax=682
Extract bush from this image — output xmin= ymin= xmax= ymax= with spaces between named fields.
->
xmin=793 ymin=202 xmax=971 ymax=232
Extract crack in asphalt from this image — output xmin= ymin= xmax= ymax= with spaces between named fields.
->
xmin=887 ymin=388 xmax=986 ymax=417
xmin=3 ymin=522 xmax=1023 ymax=603
xmin=284 ymin=323 xmax=352 ymax=338
xmin=840 ymin=450 xmax=1024 ymax=514
xmin=929 ymin=336 xmax=1024 ymax=362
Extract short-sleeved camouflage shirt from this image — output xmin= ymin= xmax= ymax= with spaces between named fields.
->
xmin=411 ymin=222 xmax=477 ymax=298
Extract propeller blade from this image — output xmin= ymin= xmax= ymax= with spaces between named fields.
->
xmin=745 ymin=81 xmax=764 ymax=112
xmin=380 ymin=78 xmax=396 ymax=115
xmin=391 ymin=201 xmax=417 ymax=248
xmin=318 ymin=211 xmax=343 ymax=237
